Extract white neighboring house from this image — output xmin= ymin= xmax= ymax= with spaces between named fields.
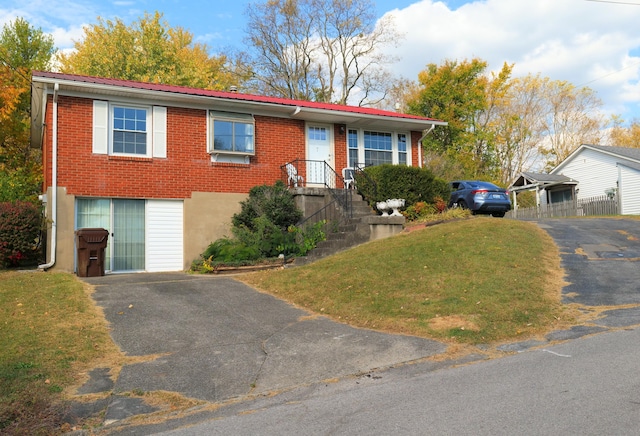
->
xmin=550 ymin=144 xmax=640 ymax=215
xmin=509 ymin=144 xmax=640 ymax=215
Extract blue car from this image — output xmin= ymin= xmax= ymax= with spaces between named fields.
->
xmin=449 ymin=180 xmax=511 ymax=217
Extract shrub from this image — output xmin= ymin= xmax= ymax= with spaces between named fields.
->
xmin=434 ymin=196 xmax=447 ymax=213
xmin=232 ymin=181 xmax=302 ymax=231
xmin=231 ymin=181 xmax=304 ymax=259
xmin=201 ymin=238 xmax=261 ymax=263
xmin=0 ymin=201 xmax=42 ymax=268
xmin=233 ymin=216 xmax=293 ymax=259
xmin=286 ymin=220 xmax=327 ymax=256
xmin=402 ymin=201 xmax=436 ymax=221
xmin=357 ymin=164 xmax=450 ymax=209
xmin=193 ymin=181 xmax=325 ymax=271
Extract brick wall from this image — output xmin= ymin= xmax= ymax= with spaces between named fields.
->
xmin=43 ymin=95 xmax=424 ymax=199
xmin=411 ymin=131 xmax=422 ymax=167
xmin=333 ymin=124 xmax=348 ymax=172
xmin=45 ymin=96 xmax=309 ymax=198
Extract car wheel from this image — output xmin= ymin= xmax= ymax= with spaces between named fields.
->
xmin=457 ymin=200 xmax=467 ymax=209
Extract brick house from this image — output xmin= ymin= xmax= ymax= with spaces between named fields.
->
xmin=31 ymin=71 xmax=446 ymax=273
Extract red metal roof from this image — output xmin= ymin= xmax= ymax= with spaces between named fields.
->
xmin=32 ymin=70 xmax=444 ymax=123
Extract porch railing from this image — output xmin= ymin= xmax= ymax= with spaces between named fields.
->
xmin=508 ymin=194 xmax=619 ymax=219
xmin=280 ymin=159 xmax=353 ymax=217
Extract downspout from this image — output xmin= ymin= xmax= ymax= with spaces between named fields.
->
xmin=418 ymin=124 xmax=436 ymax=168
xmin=38 ymin=83 xmax=59 ymax=270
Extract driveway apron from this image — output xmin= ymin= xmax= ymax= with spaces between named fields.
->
xmin=537 ymin=218 xmax=640 ymax=326
xmin=83 ymin=273 xmax=446 ymax=405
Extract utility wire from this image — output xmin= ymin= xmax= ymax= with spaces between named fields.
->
xmin=585 ymin=0 xmax=640 ymax=5
xmin=0 ymin=51 xmax=32 ymax=83
xmin=581 ymin=0 xmax=640 ymax=87
xmin=576 ymin=59 xmax=640 ymax=88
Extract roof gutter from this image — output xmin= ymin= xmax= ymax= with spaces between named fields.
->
xmin=38 ymin=82 xmax=59 ymax=271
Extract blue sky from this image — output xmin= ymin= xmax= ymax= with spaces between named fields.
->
xmin=3 ymin=0 xmax=640 ymax=123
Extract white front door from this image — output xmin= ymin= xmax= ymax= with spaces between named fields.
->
xmin=307 ymin=124 xmax=333 ymax=186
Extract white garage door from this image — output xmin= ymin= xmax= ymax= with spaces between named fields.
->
xmin=146 ymin=200 xmax=184 ymax=272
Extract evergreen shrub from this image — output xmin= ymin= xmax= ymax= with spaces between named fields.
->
xmin=356 ymin=164 xmax=450 ymax=209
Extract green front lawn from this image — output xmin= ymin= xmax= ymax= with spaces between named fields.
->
xmin=241 ymin=217 xmax=576 ymax=344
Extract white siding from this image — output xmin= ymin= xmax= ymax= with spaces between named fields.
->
xmin=620 ymin=165 xmax=640 ymax=215
xmin=552 ymin=148 xmax=620 ymax=199
xmin=146 ymin=200 xmax=184 ymax=272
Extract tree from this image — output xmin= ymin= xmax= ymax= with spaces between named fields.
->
xmin=406 ymin=58 xmax=511 ymax=180
xmin=58 ymin=12 xmax=250 ymax=91
xmin=0 ymin=18 xmax=55 ymax=201
xmin=607 ymin=116 xmax=640 ymax=148
xmin=488 ymin=74 xmax=604 ymax=180
xmin=535 ymin=77 xmax=604 ymax=171
xmin=491 ymin=75 xmax=547 ymax=185
xmin=374 ymin=76 xmax=418 ymax=113
xmin=406 ymin=58 xmax=607 ymax=183
xmin=245 ymin=0 xmax=317 ymax=100
xmin=244 ymin=0 xmax=402 ymax=104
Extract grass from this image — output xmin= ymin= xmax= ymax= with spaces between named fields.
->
xmin=0 ymin=271 xmax=123 ymax=435
xmin=240 ymin=217 xmax=576 ymax=344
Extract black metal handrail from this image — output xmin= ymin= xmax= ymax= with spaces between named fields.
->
xmin=352 ymin=163 xmax=378 ymax=205
xmin=280 ymin=159 xmax=353 ymax=216
xmin=295 ymin=198 xmax=344 ymax=236
xmin=280 ymin=159 xmax=356 ymax=238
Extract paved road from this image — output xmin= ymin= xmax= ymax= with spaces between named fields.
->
xmin=154 ymin=327 xmax=640 ymax=435
xmin=75 ymin=218 xmax=640 ymax=434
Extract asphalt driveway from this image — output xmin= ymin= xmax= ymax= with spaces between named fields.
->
xmin=74 ymin=273 xmax=446 ymax=425
xmin=537 ymin=218 xmax=640 ymax=327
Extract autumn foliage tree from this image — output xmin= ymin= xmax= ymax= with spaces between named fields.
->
xmin=533 ymin=76 xmax=604 ymax=171
xmin=0 ymin=18 xmax=54 ymax=202
xmin=607 ymin=116 xmax=640 ymax=148
xmin=406 ymin=57 xmax=606 ymax=184
xmin=406 ymin=58 xmax=512 ymax=181
xmin=58 ymin=11 xmax=250 ymax=91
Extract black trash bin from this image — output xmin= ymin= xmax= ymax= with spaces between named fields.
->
xmin=75 ymin=228 xmax=109 ymax=277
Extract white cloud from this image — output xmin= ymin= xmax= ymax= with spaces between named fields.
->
xmin=196 ymin=32 xmax=226 ymax=45
xmin=1 ymin=0 xmax=100 ymax=49
xmin=383 ymin=0 xmax=640 ymax=122
xmin=49 ymin=24 xmax=87 ymax=49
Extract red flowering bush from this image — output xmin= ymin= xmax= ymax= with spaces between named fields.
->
xmin=0 ymin=201 xmax=42 ymax=268
xmin=434 ymin=196 xmax=447 ymax=213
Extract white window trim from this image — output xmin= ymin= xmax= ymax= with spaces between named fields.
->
xmin=92 ymin=100 xmax=167 ymax=158
xmin=207 ymin=110 xmax=255 ymax=156
xmin=110 ymin=103 xmax=153 ymax=158
xmin=348 ymin=128 xmax=411 ymax=167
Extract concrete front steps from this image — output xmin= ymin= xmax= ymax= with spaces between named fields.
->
xmin=292 ymin=189 xmax=405 ymax=266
